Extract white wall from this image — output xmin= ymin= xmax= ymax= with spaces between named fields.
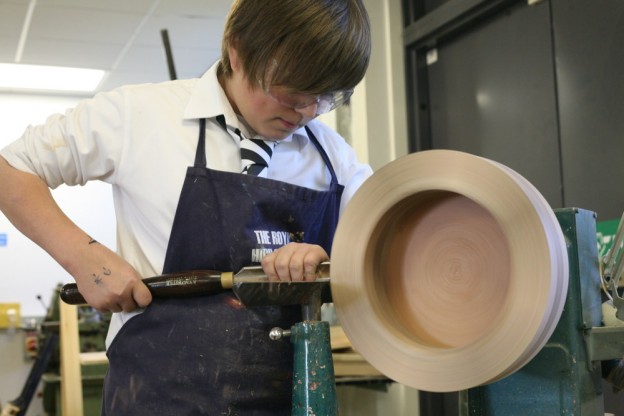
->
xmin=0 ymin=93 xmax=117 ymax=317
xmin=352 ymin=0 xmax=409 ymax=170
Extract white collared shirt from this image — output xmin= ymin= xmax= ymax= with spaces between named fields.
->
xmin=1 ymin=61 xmax=373 ymax=280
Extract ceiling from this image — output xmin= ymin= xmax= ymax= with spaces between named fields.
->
xmin=0 ymin=0 xmax=234 ymax=94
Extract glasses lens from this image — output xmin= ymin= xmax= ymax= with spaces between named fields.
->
xmin=267 ymin=85 xmax=354 ymax=115
xmin=268 ymin=87 xmax=317 ymax=109
xmin=316 ymin=89 xmax=354 ymax=115
xmin=316 ymin=98 xmax=332 ymax=115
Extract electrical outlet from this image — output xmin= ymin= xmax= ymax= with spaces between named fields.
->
xmin=0 ymin=303 xmax=21 ymax=329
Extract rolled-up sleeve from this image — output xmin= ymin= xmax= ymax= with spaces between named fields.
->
xmin=1 ymin=88 xmax=127 ymax=189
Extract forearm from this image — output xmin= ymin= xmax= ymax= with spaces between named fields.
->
xmin=0 ymin=156 xmax=86 ymax=268
xmin=0 ymin=156 xmax=151 ymax=311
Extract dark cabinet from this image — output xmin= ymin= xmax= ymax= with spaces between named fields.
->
xmin=405 ymin=0 xmax=624 ymax=221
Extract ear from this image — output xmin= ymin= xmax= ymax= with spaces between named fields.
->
xmin=228 ymin=44 xmax=241 ymax=73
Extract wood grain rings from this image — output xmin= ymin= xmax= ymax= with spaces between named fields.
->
xmin=331 ymin=150 xmax=568 ymax=392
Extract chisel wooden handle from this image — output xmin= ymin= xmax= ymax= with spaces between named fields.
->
xmin=60 ymin=262 xmax=331 ymax=306
xmin=59 ymin=270 xmax=228 ymax=305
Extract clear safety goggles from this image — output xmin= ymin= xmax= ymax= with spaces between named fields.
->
xmin=265 ymin=85 xmax=353 ymax=115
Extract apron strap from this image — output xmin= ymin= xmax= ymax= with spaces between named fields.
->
xmin=305 ymin=126 xmax=340 ymax=187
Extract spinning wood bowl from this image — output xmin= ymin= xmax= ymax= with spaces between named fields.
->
xmin=331 ymin=150 xmax=568 ymax=392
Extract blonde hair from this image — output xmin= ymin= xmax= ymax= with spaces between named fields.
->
xmin=220 ymin=0 xmax=371 ymax=94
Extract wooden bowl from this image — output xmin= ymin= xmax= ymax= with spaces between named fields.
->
xmin=331 ymin=150 xmax=568 ymax=392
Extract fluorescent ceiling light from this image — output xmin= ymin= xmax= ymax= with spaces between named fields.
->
xmin=0 ymin=63 xmax=106 ymax=93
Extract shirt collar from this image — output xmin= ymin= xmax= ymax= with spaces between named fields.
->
xmin=183 ymin=60 xmax=310 ymax=148
xmin=183 ymin=61 xmax=235 ymax=121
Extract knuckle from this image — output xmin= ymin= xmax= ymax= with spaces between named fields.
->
xmin=275 ymin=262 xmax=289 ymax=277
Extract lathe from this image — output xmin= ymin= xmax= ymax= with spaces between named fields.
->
xmin=50 ymin=149 xmax=624 ymax=415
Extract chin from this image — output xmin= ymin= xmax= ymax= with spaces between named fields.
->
xmin=263 ymin=129 xmax=291 ymax=141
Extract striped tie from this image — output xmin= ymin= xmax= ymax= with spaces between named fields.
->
xmin=237 ymin=129 xmax=275 ymax=177
xmin=215 ymin=115 xmax=275 ymax=177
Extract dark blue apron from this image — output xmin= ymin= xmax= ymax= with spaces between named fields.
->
xmin=102 ymin=117 xmax=344 ymax=415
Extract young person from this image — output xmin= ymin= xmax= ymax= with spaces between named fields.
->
xmin=0 ymin=0 xmax=372 ymax=414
